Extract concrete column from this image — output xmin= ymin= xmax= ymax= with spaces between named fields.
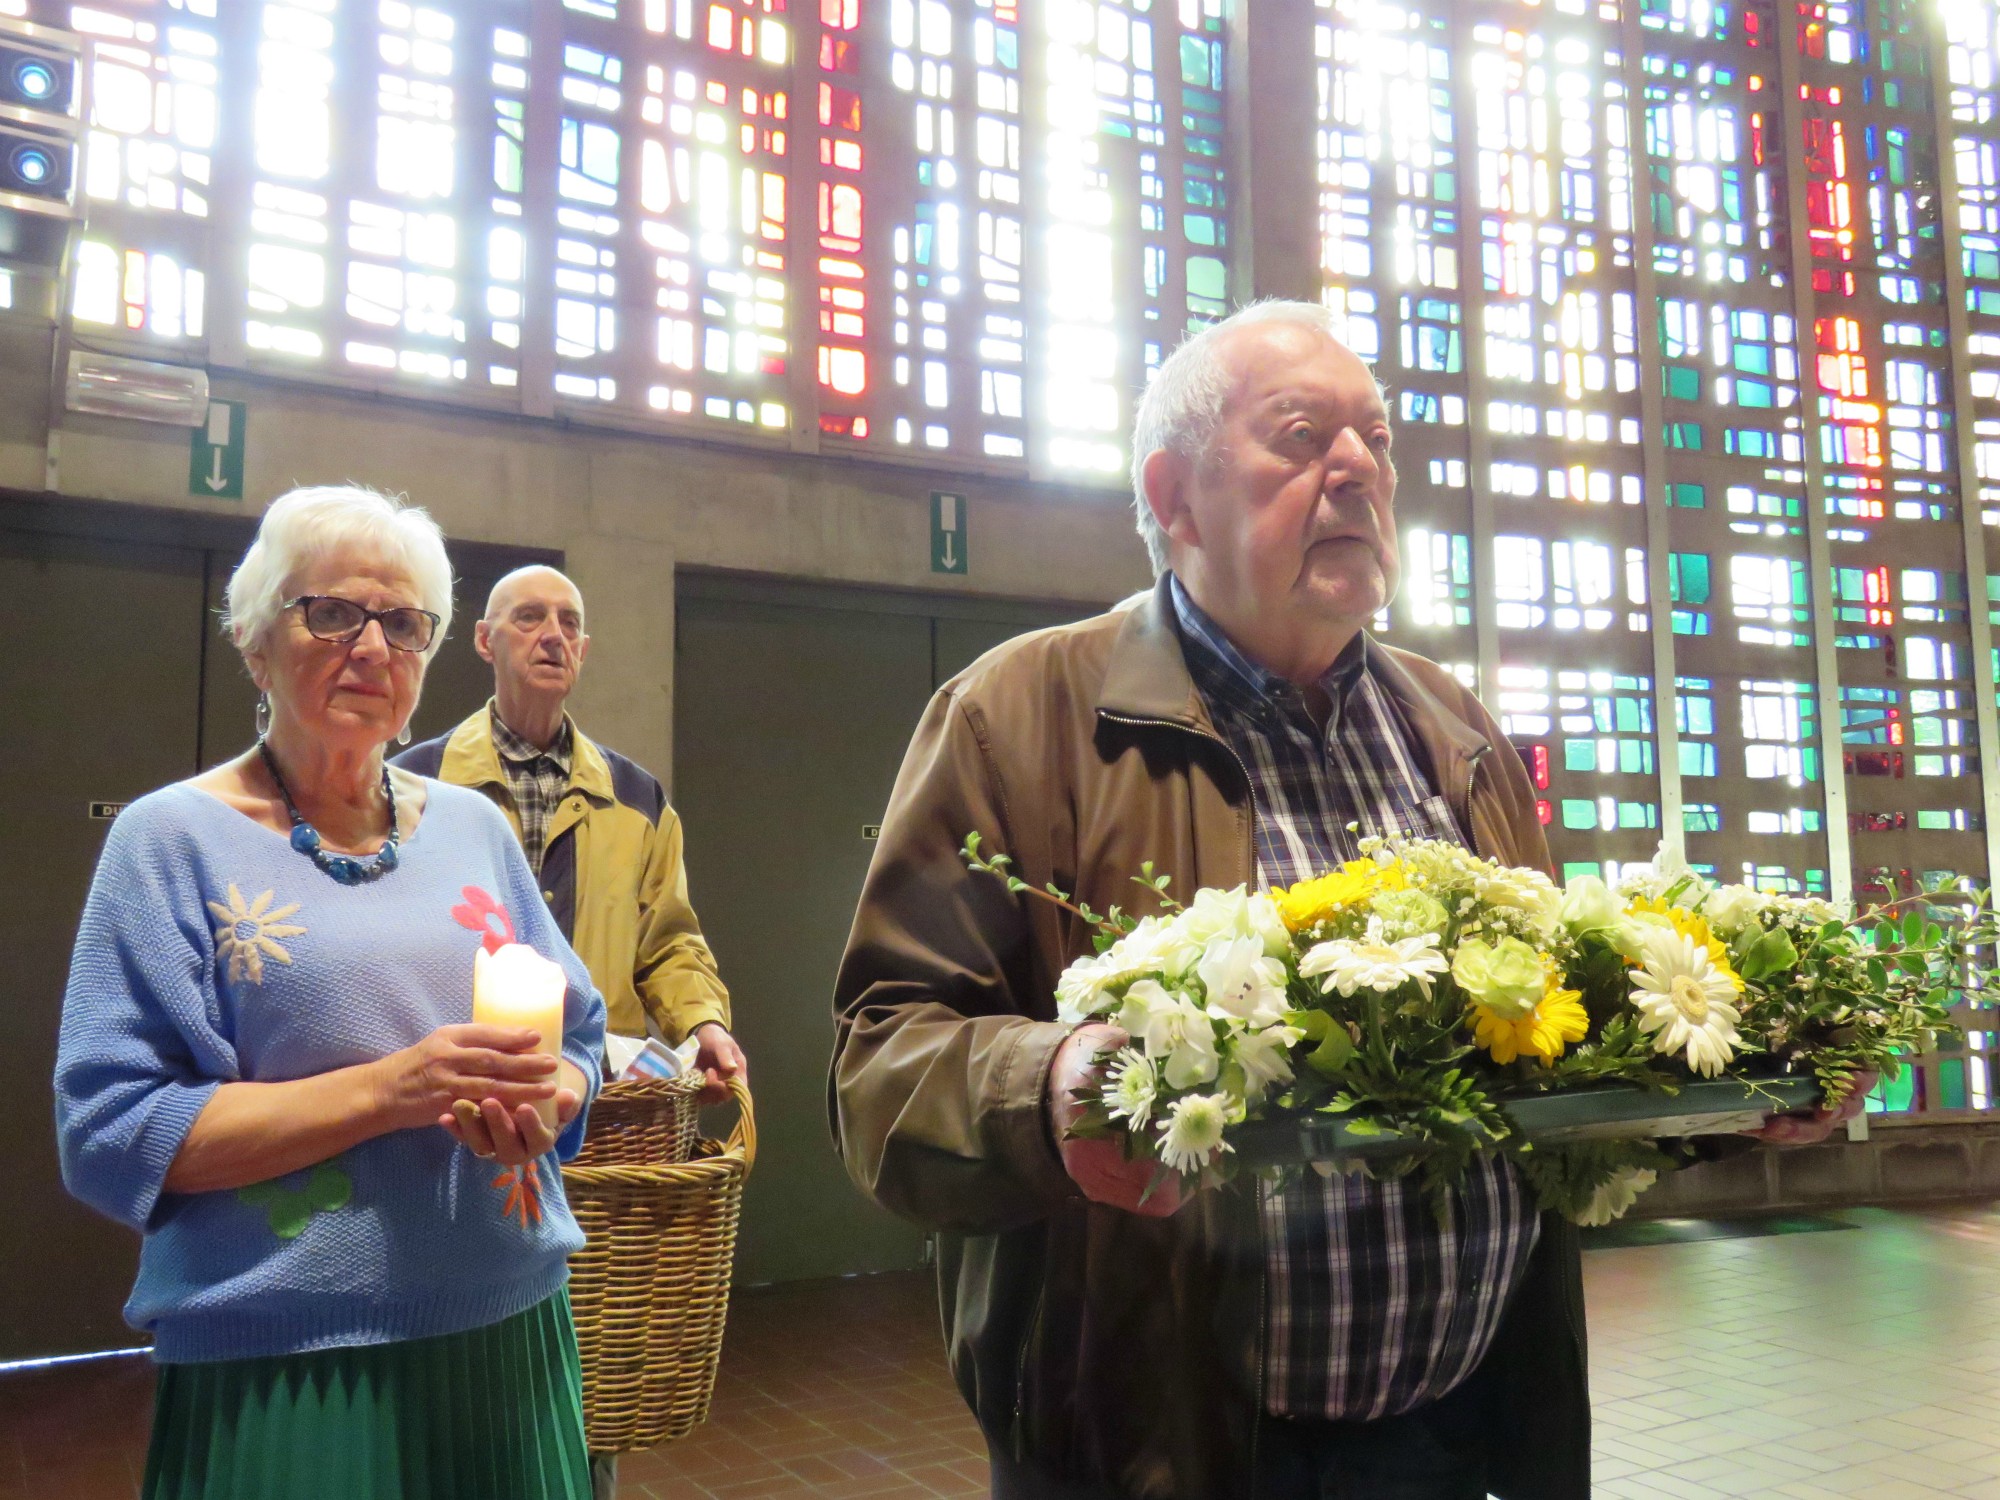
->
xmin=1226 ymin=0 xmax=1321 ymax=304
xmin=565 ymin=530 xmax=679 ymax=796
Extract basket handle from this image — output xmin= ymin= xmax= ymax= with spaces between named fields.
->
xmin=720 ymin=1076 xmax=756 ymax=1171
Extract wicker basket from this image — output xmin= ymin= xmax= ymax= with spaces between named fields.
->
xmin=570 ymin=1072 xmax=704 ymax=1167
xmin=562 ymin=1077 xmax=755 ymax=1452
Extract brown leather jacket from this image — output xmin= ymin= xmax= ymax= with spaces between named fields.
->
xmin=830 ymin=576 xmax=1590 ymax=1499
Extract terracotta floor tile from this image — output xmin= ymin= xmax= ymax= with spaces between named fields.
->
xmin=10 ymin=1204 xmax=2000 ymax=1497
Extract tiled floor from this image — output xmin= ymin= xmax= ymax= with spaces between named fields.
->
xmin=4 ymin=1203 xmax=1999 ymax=1499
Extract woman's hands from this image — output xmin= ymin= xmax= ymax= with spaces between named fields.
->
xmin=442 ymin=1084 xmax=584 ymax=1166
xmin=373 ymin=1024 xmax=562 ymax=1133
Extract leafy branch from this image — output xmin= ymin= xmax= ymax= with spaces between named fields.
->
xmin=962 ymin=832 xmax=1183 ymax=941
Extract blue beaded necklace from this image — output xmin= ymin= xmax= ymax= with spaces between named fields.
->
xmin=258 ymin=740 xmax=401 ymax=885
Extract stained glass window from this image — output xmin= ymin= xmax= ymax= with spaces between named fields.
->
xmin=27 ymin=0 xmax=2000 ymax=1114
xmin=810 ymin=0 xmax=1228 ymax=470
xmin=36 ymin=0 xmax=1229 ymax=470
xmin=65 ymin=0 xmax=218 ymax=344
xmin=1318 ymin=0 xmax=1991 ymax=1111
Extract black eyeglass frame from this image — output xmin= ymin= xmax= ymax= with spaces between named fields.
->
xmin=284 ymin=595 xmax=442 ymax=653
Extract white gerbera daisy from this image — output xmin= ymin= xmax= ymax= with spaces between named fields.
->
xmin=1630 ymin=930 xmax=1744 ymax=1076
xmin=1156 ymin=1091 xmax=1235 ymax=1176
xmin=1575 ymin=1166 xmax=1659 ymax=1227
xmin=1298 ymin=918 xmax=1449 ymax=998
xmin=1102 ymin=1049 xmax=1159 ymax=1131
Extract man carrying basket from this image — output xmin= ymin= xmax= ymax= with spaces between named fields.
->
xmin=399 ymin=563 xmax=745 ymax=1497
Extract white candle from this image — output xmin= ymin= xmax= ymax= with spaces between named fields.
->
xmin=472 ymin=942 xmax=568 ymax=1129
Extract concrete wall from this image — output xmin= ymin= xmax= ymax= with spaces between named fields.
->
xmin=0 ymin=321 xmax=1154 ymax=793
xmin=1634 ymin=1119 xmax=2000 ymax=1220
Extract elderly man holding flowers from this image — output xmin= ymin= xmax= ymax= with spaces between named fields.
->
xmin=832 ymin=302 xmax=1859 ymax=1500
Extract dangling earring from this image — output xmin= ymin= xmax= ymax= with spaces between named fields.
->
xmin=255 ymin=693 xmax=272 ymax=740
xmin=396 ymin=720 xmax=412 ymax=747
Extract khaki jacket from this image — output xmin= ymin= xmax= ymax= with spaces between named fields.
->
xmin=399 ymin=708 xmax=729 ymax=1042
xmin=830 ymin=576 xmax=1588 ymax=1499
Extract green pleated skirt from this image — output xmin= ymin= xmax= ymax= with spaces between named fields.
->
xmin=143 ymin=1292 xmax=590 ymax=1500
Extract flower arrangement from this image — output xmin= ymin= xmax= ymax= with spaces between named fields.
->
xmin=964 ymin=833 xmax=1978 ymax=1224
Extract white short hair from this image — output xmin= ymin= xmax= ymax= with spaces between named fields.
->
xmin=1129 ymin=300 xmax=1348 ymax=576
xmin=223 ymin=485 xmax=455 ymax=657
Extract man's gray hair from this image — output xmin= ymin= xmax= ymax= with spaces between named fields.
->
xmin=223 ymin=484 xmax=455 ymax=657
xmin=1129 ymin=299 xmax=1347 ymax=576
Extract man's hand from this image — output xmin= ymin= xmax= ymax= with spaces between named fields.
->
xmin=1049 ymin=1023 xmax=1186 ymax=1217
xmin=1744 ymin=1069 xmax=1878 ymax=1146
xmin=690 ymin=1021 xmax=747 ymax=1105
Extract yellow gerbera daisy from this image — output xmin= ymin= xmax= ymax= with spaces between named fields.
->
xmin=1626 ymin=895 xmax=1735 ymax=976
xmin=1470 ymin=983 xmax=1590 ymax=1065
xmin=1271 ymin=860 xmax=1408 ymax=932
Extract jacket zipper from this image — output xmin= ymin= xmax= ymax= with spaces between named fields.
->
xmin=1456 ymin=743 xmax=1493 ymax=861
xmin=1096 ymin=709 xmax=1257 ymax=809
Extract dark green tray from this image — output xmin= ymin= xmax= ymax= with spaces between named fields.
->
xmin=1229 ymin=1076 xmax=1824 ymax=1168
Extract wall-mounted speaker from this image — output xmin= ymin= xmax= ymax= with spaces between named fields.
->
xmin=0 ymin=122 xmax=72 ymax=200
xmin=0 ymin=17 xmax=80 ymax=278
xmin=0 ymin=37 xmax=75 ymax=116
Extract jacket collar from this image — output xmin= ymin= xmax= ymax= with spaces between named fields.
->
xmin=1097 ymin=574 xmax=1217 ymax=731
xmin=439 ymin=700 xmax=617 ymax=802
xmin=1098 ymin=574 xmax=1493 ymax=778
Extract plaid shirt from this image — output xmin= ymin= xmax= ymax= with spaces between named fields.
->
xmin=1170 ymin=577 xmax=1540 ymax=1423
xmin=489 ymin=703 xmax=574 ymax=875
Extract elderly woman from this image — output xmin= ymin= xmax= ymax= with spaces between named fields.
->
xmin=55 ymin=485 xmax=605 ymax=1500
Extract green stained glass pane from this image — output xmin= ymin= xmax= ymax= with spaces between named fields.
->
xmin=1617 ymin=801 xmax=1655 ymax=829
xmin=1180 ymin=34 xmax=1212 ymax=87
xmin=1941 ymin=1058 xmax=1967 ymax=1111
xmin=1561 ymin=800 xmax=1597 ymax=830
xmin=1670 ymin=553 xmax=1711 ymax=604
xmin=1869 ymin=1060 xmax=1916 ymax=1113
xmin=1185 ymin=256 xmax=1226 ymax=302
xmin=1564 ymin=741 xmax=1597 ymax=771
xmin=1664 ymin=365 xmax=1701 ymax=400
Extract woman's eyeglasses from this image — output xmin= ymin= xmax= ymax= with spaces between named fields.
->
xmin=285 ymin=595 xmax=441 ymax=653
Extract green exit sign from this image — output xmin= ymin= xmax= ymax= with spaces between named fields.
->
xmin=931 ymin=490 xmax=967 ymax=574
xmin=190 ymin=398 xmax=246 ymax=499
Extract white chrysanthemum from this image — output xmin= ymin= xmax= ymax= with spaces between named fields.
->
xmin=1574 ymin=1166 xmax=1659 ymax=1227
xmin=1156 ymin=1091 xmax=1235 ymax=1176
xmin=1102 ymin=1048 xmax=1159 ymax=1131
xmin=1298 ymin=919 xmax=1448 ymax=998
xmin=1228 ymin=1023 xmax=1301 ymax=1101
xmin=1630 ymin=930 xmax=1744 ymax=1076
xmin=1139 ymin=992 xmax=1221 ymax=1089
xmin=1196 ymin=934 xmax=1291 ymax=1028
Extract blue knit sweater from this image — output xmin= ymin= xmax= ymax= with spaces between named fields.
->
xmin=55 ymin=780 xmax=607 ymax=1364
